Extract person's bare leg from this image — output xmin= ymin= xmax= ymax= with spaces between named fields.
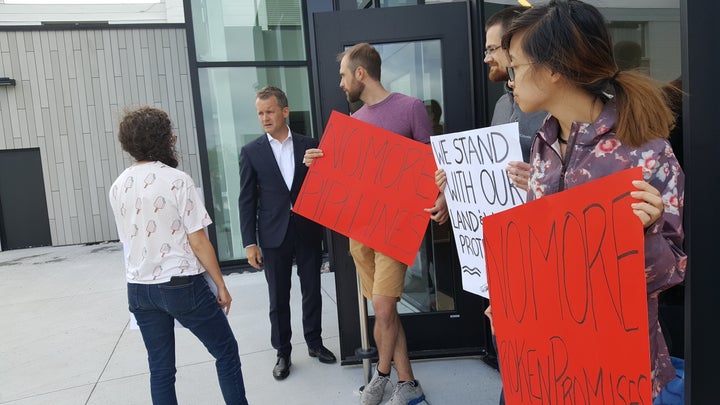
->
xmin=372 ymin=295 xmax=414 ymax=381
xmin=391 ymin=318 xmax=413 ymax=381
xmin=372 ymin=295 xmax=398 ymax=375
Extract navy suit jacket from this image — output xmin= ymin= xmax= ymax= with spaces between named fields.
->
xmin=239 ymin=132 xmax=323 ymax=249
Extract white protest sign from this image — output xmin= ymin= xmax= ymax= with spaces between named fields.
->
xmin=430 ymin=122 xmax=525 ymax=298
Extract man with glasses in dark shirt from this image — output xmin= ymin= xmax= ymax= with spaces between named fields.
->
xmin=484 ymin=6 xmax=547 ymax=405
xmin=484 ymin=6 xmax=547 ymax=185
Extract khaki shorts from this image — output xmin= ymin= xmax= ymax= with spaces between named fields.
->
xmin=349 ymin=238 xmax=408 ymax=299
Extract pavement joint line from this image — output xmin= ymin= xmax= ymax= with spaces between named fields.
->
xmin=85 ymin=318 xmax=130 ymax=405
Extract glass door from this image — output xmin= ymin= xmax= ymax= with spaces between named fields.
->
xmin=352 ymin=40 xmax=450 ymax=316
xmin=312 ymin=2 xmax=488 ymax=363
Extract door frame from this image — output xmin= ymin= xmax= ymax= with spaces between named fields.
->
xmin=310 ymin=2 xmax=489 ymax=364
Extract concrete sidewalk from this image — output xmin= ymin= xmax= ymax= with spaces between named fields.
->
xmin=0 ymin=243 xmax=502 ymax=404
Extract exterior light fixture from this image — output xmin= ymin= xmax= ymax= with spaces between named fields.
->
xmin=0 ymin=77 xmax=17 ymax=86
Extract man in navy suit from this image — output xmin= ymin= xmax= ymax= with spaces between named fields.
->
xmin=239 ymin=86 xmax=336 ymax=381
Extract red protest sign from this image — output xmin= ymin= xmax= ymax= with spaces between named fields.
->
xmin=484 ymin=167 xmax=651 ymax=404
xmin=293 ymin=111 xmax=437 ymax=265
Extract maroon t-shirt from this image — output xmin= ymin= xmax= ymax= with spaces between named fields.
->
xmin=351 ymin=92 xmax=432 ymax=144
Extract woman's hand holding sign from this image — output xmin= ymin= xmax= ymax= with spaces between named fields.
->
xmin=630 ymin=180 xmax=664 ymax=228
xmin=435 ymin=169 xmax=447 ymax=192
xmin=505 ymin=161 xmax=531 ymax=191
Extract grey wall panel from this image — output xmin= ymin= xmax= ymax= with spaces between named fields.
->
xmin=0 ymin=91 xmax=10 ymax=150
xmin=0 ymin=27 xmax=200 ymax=247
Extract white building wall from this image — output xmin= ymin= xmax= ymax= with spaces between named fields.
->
xmin=0 ymin=27 xmax=200 ymax=246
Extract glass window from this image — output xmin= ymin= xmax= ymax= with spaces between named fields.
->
xmin=379 ymin=0 xmax=419 ymax=7
xmin=360 ymin=41 xmax=444 ymax=126
xmin=482 ymin=1 xmax=681 ymax=120
xmin=198 ymin=67 xmax=313 ymax=261
xmin=602 ymin=8 xmax=681 ymax=82
xmin=377 ymin=0 xmax=460 ymax=7
xmin=482 ymin=1 xmax=680 ymax=86
xmin=190 ymin=0 xmax=306 ymax=62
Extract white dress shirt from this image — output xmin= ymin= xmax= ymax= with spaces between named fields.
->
xmin=267 ymin=128 xmax=295 ymax=191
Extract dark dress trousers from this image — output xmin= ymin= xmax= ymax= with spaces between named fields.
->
xmin=238 ymin=132 xmax=324 ymax=357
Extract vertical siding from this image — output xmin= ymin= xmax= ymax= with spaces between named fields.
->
xmin=0 ymin=27 xmax=200 ymax=246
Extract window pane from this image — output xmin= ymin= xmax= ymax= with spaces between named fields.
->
xmin=379 ymin=0 xmax=419 ymax=7
xmin=379 ymin=0 xmax=461 ymax=6
xmin=190 ymin=0 xmax=306 ymax=62
xmin=602 ymin=7 xmax=681 ymax=82
xmin=483 ymin=1 xmax=681 ymax=128
xmin=368 ymin=41 xmax=444 ymax=124
xmin=482 ymin=1 xmax=681 ymax=87
xmin=198 ymin=67 xmax=313 ymax=261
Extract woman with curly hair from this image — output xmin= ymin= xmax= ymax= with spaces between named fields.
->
xmin=109 ymin=106 xmax=248 ymax=405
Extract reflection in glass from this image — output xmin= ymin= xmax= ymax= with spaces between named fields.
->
xmin=379 ymin=0 xmax=419 ymax=7
xmin=602 ymin=7 xmax=680 ymax=82
xmin=190 ymin=0 xmax=306 ymax=62
xmin=372 ymin=41 xmax=443 ymax=105
xmin=377 ymin=0 xmax=458 ymax=6
xmin=356 ymin=40 xmax=456 ymax=313
xmin=198 ymin=67 xmax=313 ymax=261
xmin=483 ymin=2 xmax=681 ymax=105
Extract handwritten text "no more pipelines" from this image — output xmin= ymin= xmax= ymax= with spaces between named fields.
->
xmin=293 ymin=113 xmax=438 ymax=265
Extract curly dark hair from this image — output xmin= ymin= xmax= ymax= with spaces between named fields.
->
xmin=118 ymin=106 xmax=178 ymax=168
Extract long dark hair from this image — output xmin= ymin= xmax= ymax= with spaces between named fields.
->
xmin=118 ymin=106 xmax=178 ymax=168
xmin=502 ymin=0 xmax=674 ymax=147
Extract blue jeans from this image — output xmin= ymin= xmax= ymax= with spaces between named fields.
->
xmin=653 ymin=357 xmax=684 ymax=405
xmin=128 ymin=274 xmax=248 ymax=405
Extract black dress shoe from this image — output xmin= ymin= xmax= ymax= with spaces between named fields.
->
xmin=273 ymin=355 xmax=291 ymax=380
xmin=308 ymin=345 xmax=337 ymax=364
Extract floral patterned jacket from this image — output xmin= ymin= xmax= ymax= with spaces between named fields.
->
xmin=527 ymin=100 xmax=687 ymax=395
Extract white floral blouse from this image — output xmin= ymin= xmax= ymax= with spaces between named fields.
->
xmin=527 ymin=100 xmax=687 ymax=395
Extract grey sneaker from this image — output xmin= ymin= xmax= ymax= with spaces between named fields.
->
xmin=360 ymin=371 xmax=391 ymax=405
xmin=388 ymin=380 xmax=425 ymax=405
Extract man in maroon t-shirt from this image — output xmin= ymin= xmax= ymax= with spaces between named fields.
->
xmin=304 ymin=43 xmax=447 ymax=405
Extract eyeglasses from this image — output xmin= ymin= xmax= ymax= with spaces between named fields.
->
xmin=506 ymin=62 xmax=535 ymax=81
xmin=484 ymin=45 xmax=502 ymax=58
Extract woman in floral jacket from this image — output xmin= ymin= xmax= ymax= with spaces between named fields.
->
xmin=501 ymin=0 xmax=686 ymax=400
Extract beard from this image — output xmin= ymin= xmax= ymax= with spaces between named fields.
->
xmin=488 ymin=65 xmax=509 ymax=83
xmin=346 ymin=82 xmax=365 ymax=103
